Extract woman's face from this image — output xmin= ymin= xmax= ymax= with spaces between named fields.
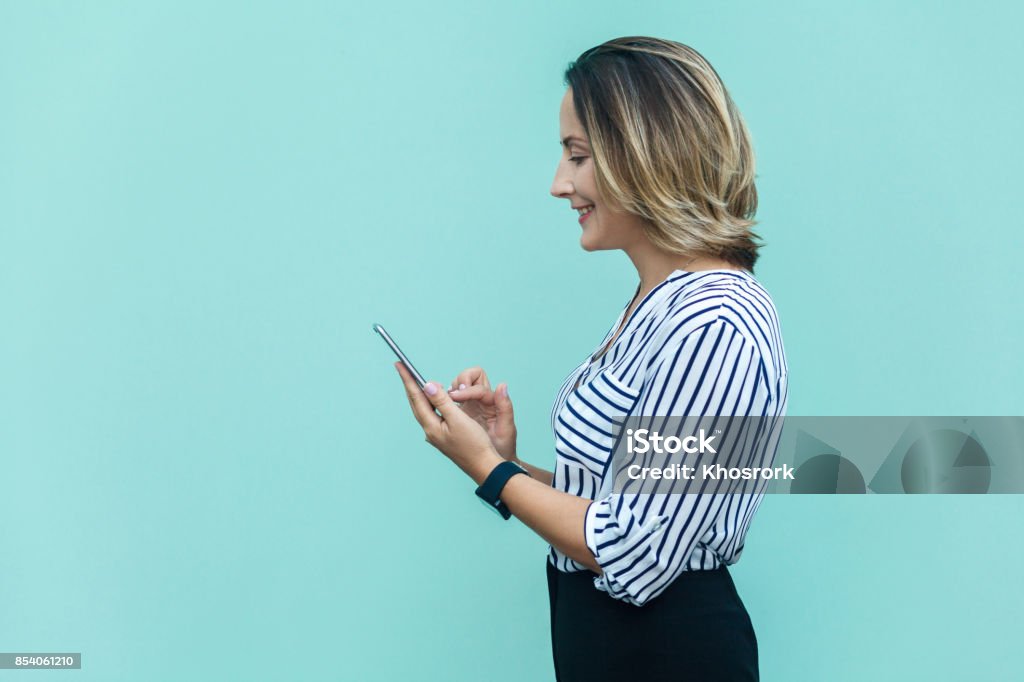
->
xmin=550 ymin=87 xmax=647 ymax=252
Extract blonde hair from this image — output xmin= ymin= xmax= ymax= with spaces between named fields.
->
xmin=564 ymin=37 xmax=762 ymax=270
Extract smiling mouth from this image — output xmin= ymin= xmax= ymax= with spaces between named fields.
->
xmin=577 ymin=205 xmax=594 ymax=221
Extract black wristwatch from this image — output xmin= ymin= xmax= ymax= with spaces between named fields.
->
xmin=475 ymin=460 xmax=530 ymax=520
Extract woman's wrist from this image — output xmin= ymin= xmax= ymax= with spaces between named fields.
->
xmin=466 ymin=448 xmax=507 ymax=486
xmin=494 ymin=442 xmax=517 ymax=461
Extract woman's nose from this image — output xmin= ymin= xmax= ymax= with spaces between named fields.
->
xmin=550 ymin=167 xmax=572 ymax=199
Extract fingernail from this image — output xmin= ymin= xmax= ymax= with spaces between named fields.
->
xmin=459 ymin=383 xmax=466 ymax=390
xmin=424 ymin=383 xmax=438 ymax=396
xmin=502 ymin=385 xmax=509 ymax=398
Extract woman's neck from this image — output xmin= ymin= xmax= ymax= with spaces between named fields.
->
xmin=625 ymin=240 xmax=742 ymax=297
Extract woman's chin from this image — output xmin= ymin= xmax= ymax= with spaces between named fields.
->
xmin=579 ymin=230 xmax=603 ymax=252
xmin=580 ymin=235 xmax=611 ymax=252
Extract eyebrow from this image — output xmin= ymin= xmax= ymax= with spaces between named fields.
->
xmin=560 ymin=135 xmax=588 ymax=148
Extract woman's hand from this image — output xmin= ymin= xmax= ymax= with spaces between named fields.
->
xmin=447 ymin=366 xmax=517 ymax=460
xmin=394 ymin=362 xmax=504 ymax=484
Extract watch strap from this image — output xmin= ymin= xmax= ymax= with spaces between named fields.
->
xmin=475 ymin=460 xmax=530 ymax=520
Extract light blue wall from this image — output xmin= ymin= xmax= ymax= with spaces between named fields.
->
xmin=2 ymin=1 xmax=1021 ymax=680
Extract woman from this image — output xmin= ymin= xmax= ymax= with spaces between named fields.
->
xmin=394 ymin=36 xmax=788 ymax=681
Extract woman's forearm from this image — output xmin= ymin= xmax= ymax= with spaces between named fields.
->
xmin=499 ymin=472 xmax=601 ymax=574
xmin=465 ymin=450 xmax=599 ymax=573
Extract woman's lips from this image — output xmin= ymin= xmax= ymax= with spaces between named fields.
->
xmin=578 ymin=207 xmax=594 ymax=225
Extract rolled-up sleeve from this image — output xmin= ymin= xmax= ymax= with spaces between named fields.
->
xmin=582 ymin=318 xmax=769 ymax=606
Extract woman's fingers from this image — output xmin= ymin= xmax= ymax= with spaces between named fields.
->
xmin=494 ymin=383 xmax=515 ymax=426
xmin=395 ymin=362 xmax=441 ymax=432
xmin=448 ymin=384 xmax=491 ymax=402
xmin=489 ymin=383 xmax=518 ymax=458
xmin=453 ymin=366 xmax=490 ymax=391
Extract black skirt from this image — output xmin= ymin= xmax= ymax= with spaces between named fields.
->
xmin=546 ymin=560 xmax=758 ymax=681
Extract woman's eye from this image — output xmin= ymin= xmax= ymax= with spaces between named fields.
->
xmin=569 ymin=156 xmax=588 ymax=166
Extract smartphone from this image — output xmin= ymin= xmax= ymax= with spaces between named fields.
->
xmin=373 ymin=323 xmax=427 ymax=388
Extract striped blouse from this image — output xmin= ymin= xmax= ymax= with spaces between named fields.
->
xmin=548 ymin=268 xmax=789 ymax=607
